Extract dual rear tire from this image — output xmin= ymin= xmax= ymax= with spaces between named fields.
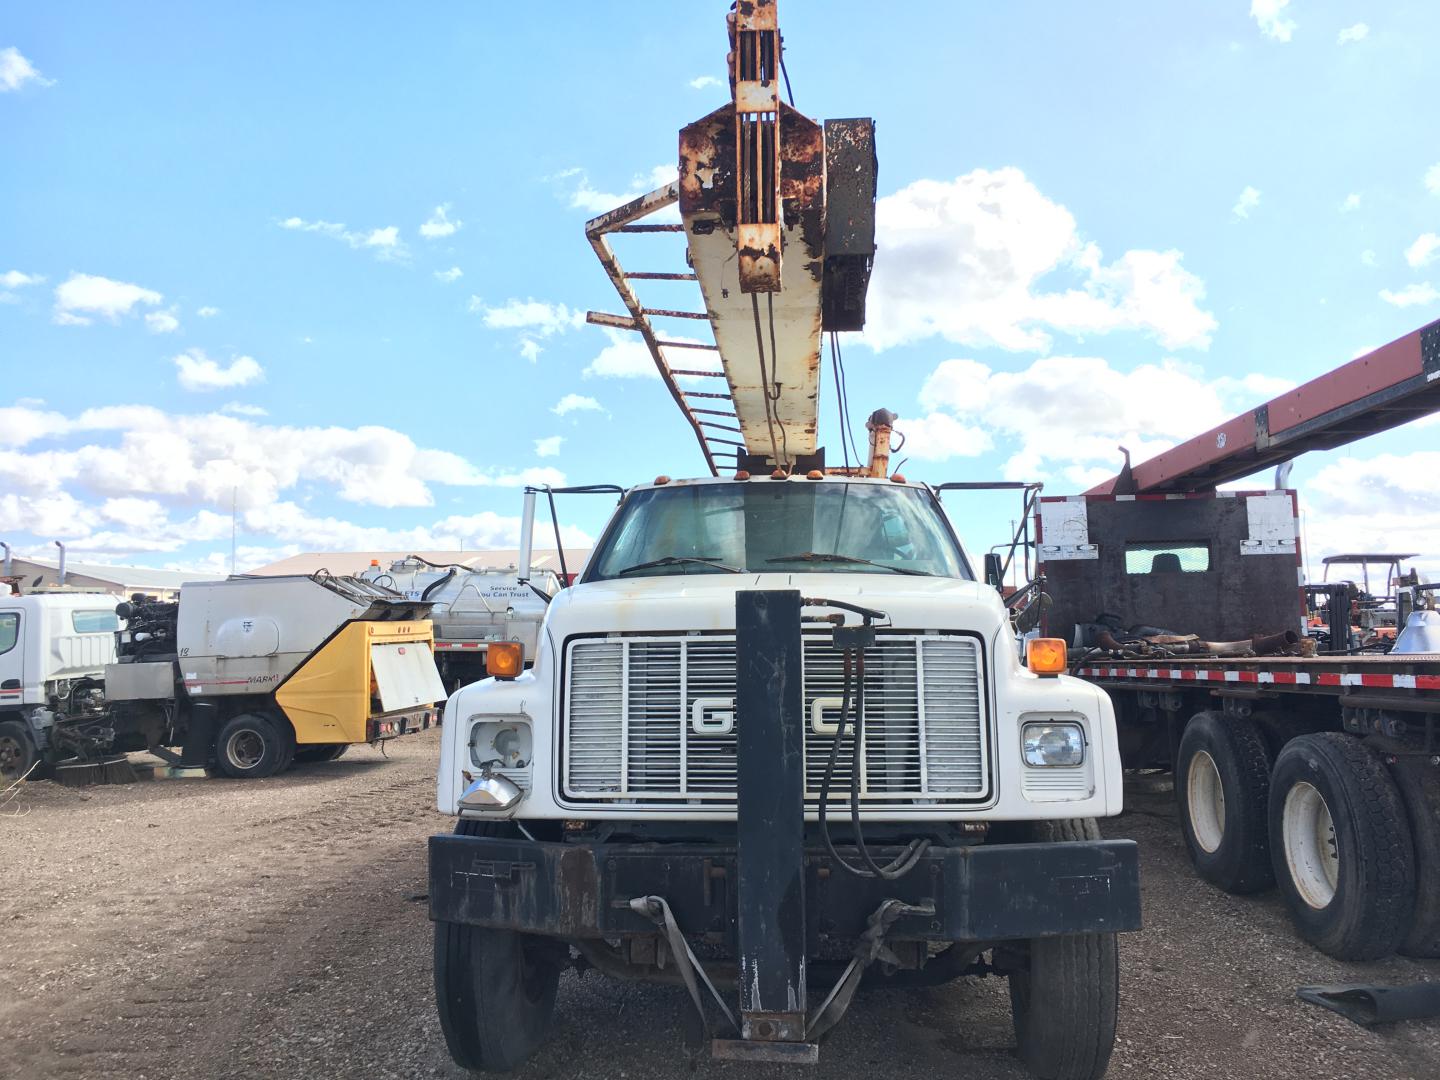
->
xmin=1175 ymin=715 xmax=1430 ymax=960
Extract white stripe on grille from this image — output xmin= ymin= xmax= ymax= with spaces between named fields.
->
xmin=562 ymin=634 xmax=988 ymax=805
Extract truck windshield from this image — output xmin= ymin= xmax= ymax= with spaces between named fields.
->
xmin=587 ymin=482 xmax=971 ymax=581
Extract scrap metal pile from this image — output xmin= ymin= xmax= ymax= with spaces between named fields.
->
xmin=1070 ymin=615 xmax=1311 ymax=662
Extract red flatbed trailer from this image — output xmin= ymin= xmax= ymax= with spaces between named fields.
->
xmin=1030 ymin=320 xmax=1440 ymax=964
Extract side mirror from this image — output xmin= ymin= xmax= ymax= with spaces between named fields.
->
xmin=984 ymin=553 xmax=1004 ymax=590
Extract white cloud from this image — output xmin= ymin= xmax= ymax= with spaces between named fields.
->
xmin=1251 ymin=0 xmax=1296 ymax=42
xmin=1339 ymin=193 xmax=1361 ymax=212
xmin=557 ymin=164 xmax=678 ymax=215
xmin=584 ymin=329 xmax=657 ymax=378
xmin=419 ymin=203 xmax=462 ymax=239
xmin=553 ymin=393 xmax=604 ymax=416
xmin=474 ymin=297 xmax=585 ymax=360
xmin=1 ymin=270 xmax=43 ymax=288
xmin=534 ymin=435 xmax=564 ymax=457
xmin=864 ymin=168 xmax=1216 ymax=352
xmin=434 ymin=266 xmax=463 ymax=283
xmin=0 ymin=402 xmax=571 ymax=541
xmin=1379 ymin=282 xmax=1440 ymax=307
xmin=196 ymin=305 xmax=220 ymax=318
xmin=0 ymin=46 xmax=53 ymax=92
xmin=1404 ymin=233 xmax=1440 ymax=269
xmin=145 ymin=308 xmax=181 ymax=334
xmin=52 ymin=273 xmax=163 ymax=326
xmin=280 ymin=216 xmax=408 ymax=261
xmin=1232 ymin=185 xmax=1261 ymax=220
xmin=1428 ymin=164 xmax=1440 ymax=197
xmin=689 ymin=75 xmax=723 ymax=90
xmin=220 ymin=402 xmax=267 ymax=417
xmin=915 ymin=355 xmax=1294 ymax=482
xmin=173 ymin=349 xmax=265 ymax=391
xmin=1336 ymin=23 xmax=1369 ymax=44
xmin=473 ymin=297 xmax=583 ymax=335
xmin=1305 ymin=453 xmax=1440 ymax=575
xmin=891 ymin=413 xmax=991 ymax=462
xmin=1361 ymin=249 xmax=1378 ymax=267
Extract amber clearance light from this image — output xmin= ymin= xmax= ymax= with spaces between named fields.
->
xmin=486 ymin=641 xmax=524 ymax=680
xmin=1026 ymin=638 xmax=1068 ymax=677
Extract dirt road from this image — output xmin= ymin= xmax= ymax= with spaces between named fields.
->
xmin=2 ymin=729 xmax=1437 ymax=1079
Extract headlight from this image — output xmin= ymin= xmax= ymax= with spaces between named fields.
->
xmin=470 ymin=717 xmax=532 ymax=770
xmin=1022 ymin=721 xmax=1085 ymax=767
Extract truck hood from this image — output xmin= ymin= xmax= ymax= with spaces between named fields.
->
xmin=545 ymin=573 xmax=1008 ymax=638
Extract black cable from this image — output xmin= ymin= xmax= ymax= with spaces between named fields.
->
xmin=751 ymin=293 xmax=783 ymax=468
xmin=780 ymin=50 xmax=795 ymax=107
xmin=818 ymin=647 xmax=930 ymax=880
xmin=829 ymin=334 xmax=851 ymax=472
xmin=766 ymin=293 xmax=790 ymax=467
xmin=833 ymin=333 xmax=863 ymax=468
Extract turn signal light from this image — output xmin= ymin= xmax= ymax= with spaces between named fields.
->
xmin=1026 ymin=638 xmax=1068 ymax=677
xmin=487 ymin=641 xmax=524 ymax=680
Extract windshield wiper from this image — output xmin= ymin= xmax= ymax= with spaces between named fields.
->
xmin=764 ymin=551 xmax=930 ymax=576
xmin=614 ymin=555 xmax=743 ymax=577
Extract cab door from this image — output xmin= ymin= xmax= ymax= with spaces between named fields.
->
xmin=0 ymin=609 xmax=23 ymax=706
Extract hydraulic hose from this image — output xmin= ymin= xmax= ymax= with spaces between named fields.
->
xmin=818 ymin=647 xmax=929 ymax=880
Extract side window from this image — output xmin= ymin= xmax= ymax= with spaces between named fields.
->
xmin=72 ymin=610 xmax=120 ymax=633
xmin=1124 ymin=542 xmax=1211 ymax=575
xmin=0 ymin=612 xmax=18 ymax=655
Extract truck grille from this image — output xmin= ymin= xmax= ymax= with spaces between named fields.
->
xmin=562 ymin=634 xmax=988 ymax=805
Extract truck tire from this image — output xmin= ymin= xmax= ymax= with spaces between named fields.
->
xmin=0 ymin=720 xmax=38 ymax=782
xmin=294 ymin=744 xmax=348 ymax=764
xmin=1007 ymin=818 xmax=1119 ymax=1080
xmin=1268 ymin=734 xmax=1416 ymax=960
xmin=213 ymin=713 xmax=288 ymax=779
xmin=434 ymin=818 xmax=561 ymax=1072
xmin=1383 ymin=757 xmax=1440 ymax=958
xmin=1175 ymin=710 xmax=1274 ymax=894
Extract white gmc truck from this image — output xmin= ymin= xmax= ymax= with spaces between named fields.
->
xmin=428 ymin=475 xmax=1140 ymax=1078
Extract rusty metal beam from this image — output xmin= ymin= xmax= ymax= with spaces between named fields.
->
xmin=585 ymin=311 xmax=637 ymax=330
xmin=585 ymin=181 xmax=744 ymax=474
xmin=628 ymin=272 xmax=698 ymax=281
xmin=642 ymin=308 xmax=710 ymax=320
xmin=670 ymin=369 xmax=728 ymax=378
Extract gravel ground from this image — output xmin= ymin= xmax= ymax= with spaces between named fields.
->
xmin=2 ymin=729 xmax=1437 ymax=1080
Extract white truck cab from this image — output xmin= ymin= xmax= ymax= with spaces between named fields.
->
xmin=429 ymin=475 xmax=1139 ymax=1076
xmin=0 ymin=590 xmax=118 ymax=779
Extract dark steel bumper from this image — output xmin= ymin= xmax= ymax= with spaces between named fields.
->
xmin=428 ymin=834 xmax=1141 ymax=943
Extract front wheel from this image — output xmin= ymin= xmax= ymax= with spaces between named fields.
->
xmin=1007 ymin=818 xmax=1119 ymax=1080
xmin=0 ymin=720 xmax=38 ymax=782
xmin=434 ymin=819 xmax=562 ymax=1072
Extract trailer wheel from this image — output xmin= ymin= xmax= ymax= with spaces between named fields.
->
xmin=434 ymin=818 xmax=562 ymax=1072
xmin=1007 ymin=818 xmax=1118 ymax=1080
xmin=0 ymin=720 xmax=38 ymax=782
xmin=294 ymin=744 xmax=348 ymax=764
xmin=213 ymin=713 xmax=287 ymax=779
xmin=1382 ymin=756 xmax=1440 ymax=958
xmin=1269 ymin=734 xmax=1415 ymax=960
xmin=1175 ymin=711 xmax=1274 ymax=894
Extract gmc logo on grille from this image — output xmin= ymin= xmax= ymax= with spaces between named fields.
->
xmin=691 ymin=697 xmax=734 ymax=734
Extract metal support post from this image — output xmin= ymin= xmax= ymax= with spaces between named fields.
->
xmin=730 ymin=589 xmax=809 ymax=1049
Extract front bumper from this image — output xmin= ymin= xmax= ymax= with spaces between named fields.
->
xmin=428 ymin=834 xmax=1141 ymax=943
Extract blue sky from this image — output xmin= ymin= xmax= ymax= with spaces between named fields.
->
xmin=2 ymin=1 xmax=1438 ymax=576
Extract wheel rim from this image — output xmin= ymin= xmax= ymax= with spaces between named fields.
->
xmin=0 ymin=734 xmax=25 ymax=777
xmin=225 ymin=729 xmax=266 ymax=770
xmin=1187 ymin=750 xmax=1226 ymax=854
xmin=1282 ymin=781 xmax=1339 ymax=908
